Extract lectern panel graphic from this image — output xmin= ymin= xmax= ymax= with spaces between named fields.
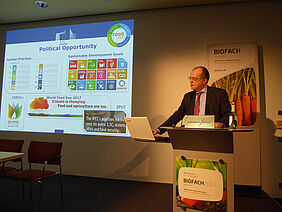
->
xmin=164 ymin=127 xmax=251 ymax=212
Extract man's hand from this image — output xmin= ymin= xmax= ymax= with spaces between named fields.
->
xmin=152 ymin=129 xmax=160 ymax=135
xmin=214 ymin=122 xmax=224 ymax=128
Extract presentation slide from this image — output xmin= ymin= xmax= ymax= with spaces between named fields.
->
xmin=0 ymin=20 xmax=134 ymax=136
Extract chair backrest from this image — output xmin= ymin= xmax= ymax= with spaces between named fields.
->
xmin=28 ymin=141 xmax=63 ymax=165
xmin=0 ymin=139 xmax=24 ymax=152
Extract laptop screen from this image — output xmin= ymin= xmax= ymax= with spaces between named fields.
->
xmin=124 ymin=117 xmax=155 ymax=141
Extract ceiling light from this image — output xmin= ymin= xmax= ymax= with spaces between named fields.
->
xmin=35 ymin=1 xmax=48 ymax=8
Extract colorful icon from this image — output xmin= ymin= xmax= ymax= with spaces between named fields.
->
xmin=8 ymin=103 xmax=22 ymax=119
xmin=68 ymin=81 xmax=77 ymax=90
xmin=67 ymin=58 xmax=129 ymax=92
xmin=107 ymin=23 xmax=131 ymax=47
xmin=87 ymin=80 xmax=96 ymax=90
xmin=119 ymin=80 xmax=126 ymax=87
xmin=117 ymin=69 xmax=127 ymax=79
xmin=69 ymin=60 xmax=78 ymax=70
xmin=77 ymin=81 xmax=86 ymax=90
xmin=87 ymin=70 xmax=96 ymax=80
xmin=107 ymin=59 xmax=117 ymax=68
xmin=97 ymin=70 xmax=106 ymax=79
xmin=97 ymin=59 xmax=107 ymax=69
xmin=107 ymin=69 xmax=116 ymax=79
xmin=30 ymin=97 xmax=49 ymax=109
xmin=78 ymin=60 xmax=87 ymax=69
xmin=68 ymin=70 xmax=78 ymax=80
xmin=107 ymin=80 xmax=116 ymax=90
xmin=88 ymin=59 xmax=97 ymax=69
xmin=118 ymin=58 xmax=128 ymax=68
xmin=77 ymin=70 xmax=87 ymax=80
xmin=97 ymin=80 xmax=106 ymax=90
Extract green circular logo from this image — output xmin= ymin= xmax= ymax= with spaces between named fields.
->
xmin=107 ymin=24 xmax=131 ymax=47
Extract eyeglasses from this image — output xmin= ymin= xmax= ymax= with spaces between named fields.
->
xmin=188 ymin=77 xmax=203 ymax=81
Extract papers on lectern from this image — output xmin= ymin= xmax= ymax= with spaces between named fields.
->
xmin=183 ymin=115 xmax=215 ymax=128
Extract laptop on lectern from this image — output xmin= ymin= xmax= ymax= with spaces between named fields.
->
xmin=124 ymin=117 xmax=156 ymax=141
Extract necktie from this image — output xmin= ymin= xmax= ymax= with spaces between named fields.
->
xmin=193 ymin=92 xmax=203 ymax=115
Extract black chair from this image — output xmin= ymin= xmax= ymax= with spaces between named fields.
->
xmin=0 ymin=139 xmax=24 ymax=175
xmin=7 ymin=141 xmax=63 ymax=206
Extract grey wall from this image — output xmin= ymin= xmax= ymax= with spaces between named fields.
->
xmin=0 ymin=1 xmax=281 ymax=198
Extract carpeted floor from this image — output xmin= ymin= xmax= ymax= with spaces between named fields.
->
xmin=0 ymin=175 xmax=281 ymax=212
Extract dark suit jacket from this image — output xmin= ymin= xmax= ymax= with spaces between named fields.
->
xmin=158 ymin=86 xmax=231 ymax=134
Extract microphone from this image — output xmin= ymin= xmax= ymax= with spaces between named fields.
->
xmin=181 ymin=118 xmax=184 ymax=127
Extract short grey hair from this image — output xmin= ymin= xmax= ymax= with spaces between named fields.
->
xmin=192 ymin=66 xmax=210 ymax=83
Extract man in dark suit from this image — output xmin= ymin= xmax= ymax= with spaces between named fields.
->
xmin=152 ymin=66 xmax=231 ymax=135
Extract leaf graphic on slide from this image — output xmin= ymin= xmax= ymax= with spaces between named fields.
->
xmin=8 ymin=104 xmax=14 ymax=119
xmin=8 ymin=103 xmax=22 ymax=119
xmin=15 ymin=104 xmax=22 ymax=119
